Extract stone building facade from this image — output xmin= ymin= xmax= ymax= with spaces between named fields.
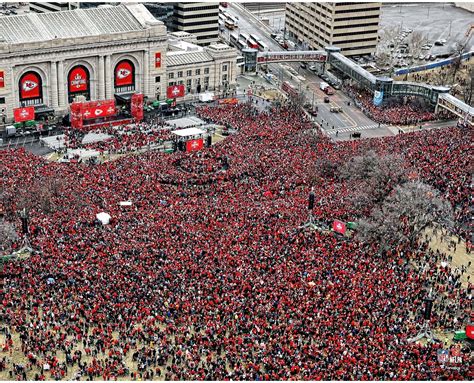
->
xmin=0 ymin=3 xmax=237 ymax=123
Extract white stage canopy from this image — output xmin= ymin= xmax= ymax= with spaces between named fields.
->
xmin=96 ymin=212 xmax=111 ymax=225
xmin=171 ymin=127 xmax=206 ymax=137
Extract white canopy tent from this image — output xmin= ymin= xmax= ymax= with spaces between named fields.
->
xmin=96 ymin=212 xmax=111 ymax=225
xmin=171 ymin=127 xmax=206 ymax=138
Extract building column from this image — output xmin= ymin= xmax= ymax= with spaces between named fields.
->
xmin=57 ymin=60 xmax=66 ymax=108
xmin=98 ymin=55 xmax=105 ymax=100
xmin=105 ymin=55 xmax=112 ymax=99
xmin=50 ymin=61 xmax=59 ymax=108
xmin=143 ymin=50 xmax=149 ymax=96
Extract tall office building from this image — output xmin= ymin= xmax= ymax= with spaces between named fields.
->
xmin=171 ymin=2 xmax=219 ymax=46
xmin=285 ymin=2 xmax=381 ymax=57
xmin=29 ymin=2 xmax=80 ymax=13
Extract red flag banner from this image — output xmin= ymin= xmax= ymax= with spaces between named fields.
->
xmin=467 ymin=324 xmax=474 ymax=340
xmin=19 ymin=71 xmax=42 ymax=100
xmin=0 ymin=71 xmax=4 ymax=88
xmin=186 ymin=138 xmax=203 ymax=152
xmin=82 ymin=100 xmax=116 ymax=120
xmin=155 ymin=52 xmax=162 ymax=68
xmin=131 ymin=93 xmax=144 ymax=121
xmin=13 ymin=106 xmax=35 ymax=122
xmin=70 ymin=102 xmax=83 ymax=130
xmin=218 ymin=98 xmax=239 ymax=105
xmin=68 ymin=66 xmax=89 ymax=93
xmin=167 ymin=84 xmax=185 ymax=99
xmin=115 ymin=60 xmax=134 ymax=87
xmin=332 ymin=220 xmax=346 ymax=235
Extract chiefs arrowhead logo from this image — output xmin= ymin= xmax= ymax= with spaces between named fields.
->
xmin=106 ymin=107 xmax=115 ymax=114
xmin=336 ymin=223 xmax=343 ymax=230
xmin=172 ymin=86 xmax=180 ymax=96
xmin=22 ymin=80 xmax=38 ymax=91
xmin=94 ymin=108 xmax=103 ymax=116
xmin=191 ymin=141 xmax=199 ymax=149
xmin=117 ymin=69 xmax=131 ymax=79
xmin=83 ymin=110 xmax=91 ymax=117
xmin=20 ymin=109 xmax=29 ymax=118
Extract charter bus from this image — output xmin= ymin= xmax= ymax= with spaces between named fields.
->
xmin=247 ymin=38 xmax=259 ymax=49
xmin=257 ymin=40 xmax=268 ymax=52
xmin=230 ymin=32 xmax=239 ymax=46
xmin=239 ymin=32 xmax=250 ymax=42
xmin=236 ymin=39 xmax=247 ymax=51
xmin=225 ymin=20 xmax=236 ymax=30
xmin=227 ymin=14 xmax=238 ymax=27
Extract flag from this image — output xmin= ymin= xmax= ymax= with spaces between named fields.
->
xmin=466 ymin=324 xmax=474 ymax=340
xmin=167 ymin=85 xmax=185 ymax=99
xmin=13 ymin=107 xmax=35 ymax=122
xmin=332 ymin=220 xmax=346 ymax=234
xmin=186 ymin=139 xmax=203 ymax=152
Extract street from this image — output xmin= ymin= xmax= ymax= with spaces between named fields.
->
xmin=225 ymin=3 xmax=396 ymax=140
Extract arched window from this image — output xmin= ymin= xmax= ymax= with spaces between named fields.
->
xmin=68 ymin=65 xmax=90 ymax=103
xmin=114 ymin=59 xmax=135 ymax=93
xmin=19 ymin=71 xmax=43 ymax=106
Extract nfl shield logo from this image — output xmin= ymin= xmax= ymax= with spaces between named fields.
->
xmin=437 ymin=349 xmax=449 ymax=364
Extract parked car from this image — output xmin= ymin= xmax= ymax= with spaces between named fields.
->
xmin=309 ymin=65 xmax=318 ymax=72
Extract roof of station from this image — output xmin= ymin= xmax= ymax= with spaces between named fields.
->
xmin=0 ymin=4 xmax=158 ymax=44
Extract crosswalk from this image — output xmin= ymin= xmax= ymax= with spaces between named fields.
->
xmin=327 ymin=124 xmax=385 ymax=135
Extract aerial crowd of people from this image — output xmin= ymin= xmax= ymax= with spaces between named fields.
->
xmin=0 ymin=100 xmax=472 ymax=380
xmin=344 ymin=85 xmax=441 ymax=125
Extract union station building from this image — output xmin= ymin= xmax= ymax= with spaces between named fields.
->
xmin=0 ymin=4 xmax=238 ymax=122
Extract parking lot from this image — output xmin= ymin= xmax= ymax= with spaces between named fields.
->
xmin=377 ymin=3 xmax=473 ymax=70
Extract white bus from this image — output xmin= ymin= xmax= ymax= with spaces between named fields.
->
xmin=230 ymin=32 xmax=239 ymax=46
xmin=239 ymin=32 xmax=250 ymax=43
xmin=225 ymin=20 xmax=236 ymax=30
xmin=257 ymin=40 xmax=268 ymax=52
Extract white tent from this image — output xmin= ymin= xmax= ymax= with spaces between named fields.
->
xmin=96 ymin=212 xmax=111 ymax=225
xmin=119 ymin=201 xmax=133 ymax=207
xmin=171 ymin=127 xmax=206 ymax=138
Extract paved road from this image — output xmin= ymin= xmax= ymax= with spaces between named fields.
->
xmin=225 ymin=3 xmax=395 ymax=140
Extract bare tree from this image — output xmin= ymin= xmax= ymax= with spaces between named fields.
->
xmin=449 ymin=42 xmax=468 ymax=83
xmin=409 ymin=31 xmax=429 ymax=58
xmin=0 ymin=219 xmax=18 ymax=254
xmin=460 ymin=67 xmax=473 ymax=106
xmin=340 ymin=150 xmax=407 ymax=206
xmin=357 ymin=181 xmax=454 ymax=249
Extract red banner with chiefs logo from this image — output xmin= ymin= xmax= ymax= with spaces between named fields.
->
xmin=20 ymin=72 xmax=42 ymax=100
xmin=0 ymin=71 xmax=4 ymax=88
xmin=69 ymin=66 xmax=89 ymax=93
xmin=115 ymin=60 xmax=134 ymax=87
xmin=70 ymin=102 xmax=83 ymax=130
xmin=13 ymin=106 xmax=35 ymax=122
xmin=131 ymin=93 xmax=144 ymax=121
xmin=186 ymin=138 xmax=203 ymax=152
xmin=332 ymin=220 xmax=346 ymax=235
xmin=155 ymin=52 xmax=162 ymax=68
xmin=217 ymin=98 xmax=238 ymax=105
xmin=82 ymin=100 xmax=116 ymax=120
xmin=167 ymin=84 xmax=185 ymax=99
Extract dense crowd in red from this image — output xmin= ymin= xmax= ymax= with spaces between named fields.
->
xmin=1 ymin=103 xmax=472 ymax=380
xmin=345 ymin=86 xmax=439 ymax=125
xmin=63 ymin=121 xmax=175 ymax=155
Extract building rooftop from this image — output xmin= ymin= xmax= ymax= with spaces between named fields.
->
xmin=166 ymin=50 xmax=213 ymax=67
xmin=0 ymin=4 xmax=159 ymax=44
